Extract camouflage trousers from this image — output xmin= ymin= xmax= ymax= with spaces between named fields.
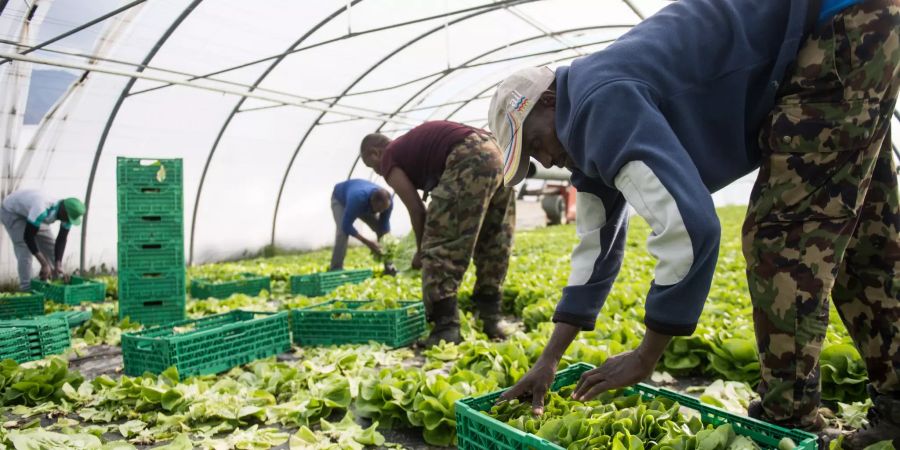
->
xmin=742 ymin=0 xmax=900 ymax=427
xmin=421 ymin=133 xmax=516 ymax=310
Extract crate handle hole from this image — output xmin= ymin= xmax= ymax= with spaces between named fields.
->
xmin=141 ymin=216 xmax=162 ymax=223
xmin=140 ymin=187 xmax=161 ymax=193
xmin=224 ymin=330 xmax=247 ymax=340
xmin=138 ymin=159 xmax=160 ymax=166
xmin=141 ymin=244 xmax=162 ymax=250
xmin=141 ymin=273 xmax=163 ymax=279
xmin=143 ymin=300 xmax=163 ymax=307
xmin=136 ymin=342 xmax=153 ymax=351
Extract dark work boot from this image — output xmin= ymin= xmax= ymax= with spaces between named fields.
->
xmin=421 ymin=297 xmax=461 ymax=348
xmin=747 ymin=400 xmax=841 ymax=448
xmin=472 ymin=291 xmax=507 ymax=340
xmin=844 ymin=390 xmax=900 ymax=450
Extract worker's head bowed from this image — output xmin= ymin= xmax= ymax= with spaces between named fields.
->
xmin=359 ymin=133 xmax=391 ymax=174
xmin=489 ymin=66 xmax=573 ymax=186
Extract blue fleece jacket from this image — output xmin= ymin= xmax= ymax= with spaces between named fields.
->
xmin=552 ymin=0 xmax=850 ymax=336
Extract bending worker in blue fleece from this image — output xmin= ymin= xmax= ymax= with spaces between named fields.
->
xmin=489 ymin=0 xmax=899 ymax=446
xmin=330 ymin=179 xmax=396 ymax=276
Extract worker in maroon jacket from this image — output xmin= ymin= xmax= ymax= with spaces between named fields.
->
xmin=360 ymin=121 xmax=516 ymax=347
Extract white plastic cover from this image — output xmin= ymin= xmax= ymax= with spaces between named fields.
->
xmin=0 ymin=0 xmax=897 ymax=281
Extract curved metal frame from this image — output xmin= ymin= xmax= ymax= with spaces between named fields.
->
xmin=127 ymin=1 xmax=530 ymax=98
xmin=342 ymin=26 xmax=629 ymax=178
xmin=0 ymin=0 xmax=147 ymax=67
xmin=80 ymin=0 xmax=202 ymax=271
xmin=45 ymin=0 xmax=899 ymax=269
xmin=187 ymin=1 xmax=364 ymax=264
xmin=267 ymin=0 xmax=544 ymax=249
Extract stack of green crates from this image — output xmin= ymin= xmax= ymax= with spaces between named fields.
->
xmin=0 ymin=328 xmax=30 ymax=361
xmin=117 ymin=157 xmax=186 ymax=326
xmin=0 ymin=316 xmax=71 ymax=362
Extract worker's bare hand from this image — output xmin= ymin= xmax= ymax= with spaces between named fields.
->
xmin=497 ymin=361 xmax=556 ymax=415
xmin=39 ymin=263 xmax=52 ymax=280
xmin=411 ymin=251 xmax=423 ymax=270
xmin=572 ymin=350 xmax=654 ymax=402
xmin=53 ymin=268 xmax=70 ymax=283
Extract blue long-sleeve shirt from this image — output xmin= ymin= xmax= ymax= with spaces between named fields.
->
xmin=332 ymin=179 xmax=392 ymax=237
xmin=552 ymin=0 xmax=861 ymax=336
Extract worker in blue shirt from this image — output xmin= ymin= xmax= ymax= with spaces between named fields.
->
xmin=330 ymin=179 xmax=396 ymax=275
xmin=489 ymin=0 xmax=898 ymax=446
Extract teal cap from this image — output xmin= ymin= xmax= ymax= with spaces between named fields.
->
xmin=62 ymin=198 xmax=85 ymax=226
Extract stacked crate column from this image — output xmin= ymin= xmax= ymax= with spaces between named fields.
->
xmin=117 ymin=158 xmax=186 ymax=326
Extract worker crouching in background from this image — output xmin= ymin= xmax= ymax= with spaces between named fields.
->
xmin=0 ymin=190 xmax=85 ymax=290
xmin=330 ymin=179 xmax=397 ymax=276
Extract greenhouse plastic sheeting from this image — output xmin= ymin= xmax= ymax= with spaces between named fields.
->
xmin=0 ymin=0 xmax=898 ymax=282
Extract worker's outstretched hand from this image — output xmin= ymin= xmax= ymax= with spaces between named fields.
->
xmin=411 ymin=251 xmax=423 ymax=270
xmin=571 ymin=350 xmax=654 ymax=402
xmin=497 ymin=360 xmax=556 ymax=415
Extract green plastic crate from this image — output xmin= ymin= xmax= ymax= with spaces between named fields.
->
xmin=45 ymin=310 xmax=92 ymax=329
xmin=0 ymin=292 xmax=44 ymax=319
xmin=117 ymin=157 xmax=183 ymax=188
xmin=291 ymin=300 xmax=426 ymax=348
xmin=121 ymin=310 xmax=290 ymax=379
xmin=290 ymin=269 xmax=372 ymax=297
xmin=30 ymin=276 xmax=106 ymax=305
xmin=118 ymin=269 xmax=185 ymax=300
xmin=0 ymin=316 xmax=70 ymax=362
xmin=0 ymin=327 xmax=30 ymax=362
xmin=118 ymin=184 xmax=183 ymax=216
xmin=190 ymin=273 xmax=271 ymax=299
xmin=118 ymin=214 xmax=183 ymax=243
xmin=118 ymin=239 xmax=185 ymax=272
xmin=456 ymin=362 xmax=818 ymax=450
xmin=119 ymin=296 xmax=185 ymax=326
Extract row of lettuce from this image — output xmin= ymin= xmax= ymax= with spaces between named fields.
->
xmin=0 ymin=206 xmax=870 ymax=448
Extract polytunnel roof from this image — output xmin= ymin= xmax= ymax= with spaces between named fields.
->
xmin=1 ymin=0 xmax=899 ymax=277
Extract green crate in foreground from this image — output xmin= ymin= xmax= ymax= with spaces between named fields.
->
xmin=290 ymin=269 xmax=372 ymax=297
xmin=31 ymin=276 xmax=106 ymax=305
xmin=190 ymin=273 xmax=271 ymax=299
xmin=121 ymin=310 xmax=290 ymax=379
xmin=456 ymin=362 xmax=818 ymax=450
xmin=0 ymin=316 xmax=70 ymax=362
xmin=0 ymin=292 xmax=44 ymax=319
xmin=0 ymin=327 xmax=30 ymax=362
xmin=291 ymin=300 xmax=425 ymax=348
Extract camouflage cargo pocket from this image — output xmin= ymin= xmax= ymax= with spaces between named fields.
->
xmin=757 ymin=98 xmax=880 ymax=222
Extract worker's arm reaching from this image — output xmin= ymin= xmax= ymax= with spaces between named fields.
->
xmin=23 ymin=223 xmax=53 ymax=280
xmin=54 ymin=226 xmax=69 ymax=279
xmin=341 ymin=192 xmax=383 ymax=256
xmin=376 ymin=201 xmax=393 ymax=240
xmin=385 ymin=166 xmax=426 ymax=268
